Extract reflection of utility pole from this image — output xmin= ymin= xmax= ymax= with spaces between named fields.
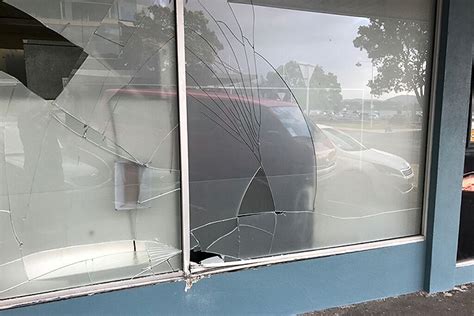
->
xmin=298 ymin=62 xmax=315 ymax=116
xmin=356 ymin=60 xmax=374 ymax=128
xmin=282 ymin=63 xmax=288 ymax=101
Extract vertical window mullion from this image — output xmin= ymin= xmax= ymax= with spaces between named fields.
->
xmin=175 ymin=0 xmax=191 ymax=276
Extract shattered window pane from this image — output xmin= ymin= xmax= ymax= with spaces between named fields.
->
xmin=0 ymin=0 xmax=182 ymax=300
xmin=185 ymin=0 xmax=435 ymax=264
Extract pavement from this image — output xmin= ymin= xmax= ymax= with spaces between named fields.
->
xmin=303 ymin=283 xmax=474 ymax=316
xmin=337 ymin=127 xmax=422 ymax=134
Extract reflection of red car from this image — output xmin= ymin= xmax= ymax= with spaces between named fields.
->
xmin=103 ymin=88 xmax=336 ymax=261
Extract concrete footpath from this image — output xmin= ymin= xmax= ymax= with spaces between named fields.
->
xmin=303 ymin=283 xmax=473 ymax=315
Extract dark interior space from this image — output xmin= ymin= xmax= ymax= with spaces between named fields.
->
xmin=458 ymin=62 xmax=474 ymax=261
xmin=0 ymin=1 xmax=84 ymax=99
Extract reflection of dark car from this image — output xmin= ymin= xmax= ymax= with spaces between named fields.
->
xmin=102 ymin=88 xmax=336 ymax=262
xmin=186 ymin=90 xmax=335 ymax=262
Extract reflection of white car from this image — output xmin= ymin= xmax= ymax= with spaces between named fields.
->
xmin=317 ymin=125 xmax=415 ymax=205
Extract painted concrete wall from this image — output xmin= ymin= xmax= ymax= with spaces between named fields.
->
xmin=4 ymin=242 xmax=426 ymax=315
xmin=424 ymin=0 xmax=473 ymax=292
xmin=456 ymin=265 xmax=474 ymax=285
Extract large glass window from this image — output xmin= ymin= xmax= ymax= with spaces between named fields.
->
xmin=0 ymin=0 xmax=182 ymax=300
xmin=185 ymin=0 xmax=435 ymax=264
xmin=1 ymin=0 xmax=437 ymax=305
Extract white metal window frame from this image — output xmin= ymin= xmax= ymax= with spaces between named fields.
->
xmin=457 ymin=259 xmax=474 ymax=268
xmin=0 ymin=0 xmax=443 ymax=310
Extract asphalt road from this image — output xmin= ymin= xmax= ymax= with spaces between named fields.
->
xmin=303 ymin=284 xmax=474 ymax=316
xmin=344 ymin=129 xmax=424 ymax=165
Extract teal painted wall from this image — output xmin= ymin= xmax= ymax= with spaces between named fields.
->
xmin=423 ymin=0 xmax=473 ymax=293
xmin=456 ymin=265 xmax=474 ymax=285
xmin=4 ymin=242 xmax=426 ymax=315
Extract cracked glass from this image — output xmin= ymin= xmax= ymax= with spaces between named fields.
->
xmin=0 ymin=0 xmax=437 ymax=300
xmin=185 ymin=0 xmax=435 ymax=264
xmin=0 ymin=0 xmax=181 ymax=300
